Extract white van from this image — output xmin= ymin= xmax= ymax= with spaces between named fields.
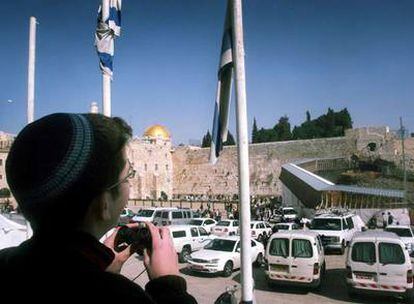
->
xmin=346 ymin=231 xmax=413 ymax=301
xmin=169 ymin=225 xmax=216 ymax=263
xmin=131 ymin=207 xmax=173 ymax=223
xmin=153 ymin=208 xmax=195 ymax=226
xmin=265 ymin=230 xmax=325 ymax=289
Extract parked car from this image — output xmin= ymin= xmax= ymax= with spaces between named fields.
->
xmin=274 ymin=222 xmax=301 ymax=231
xmin=118 ymin=208 xmax=135 ymax=224
xmin=385 ymin=225 xmax=414 ymax=254
xmin=131 ymin=207 xmax=173 ymax=223
xmin=269 ymin=211 xmax=283 ymax=224
xmin=187 ymin=236 xmax=264 ymax=277
xmin=346 ymin=231 xmax=413 ymax=301
xmin=211 ymin=220 xmax=239 ymax=236
xmin=169 ymin=225 xmax=216 ymax=263
xmin=250 ymin=221 xmax=272 ymax=241
xmin=189 ymin=218 xmax=217 ymax=233
xmin=265 ymin=230 xmax=325 ymax=289
xmin=153 ymin=208 xmax=195 ymax=226
xmin=281 ymin=207 xmax=298 ymax=222
xmin=309 ymin=211 xmax=364 ymax=254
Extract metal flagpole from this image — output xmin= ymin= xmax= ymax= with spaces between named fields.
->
xmin=400 ymin=117 xmax=407 ymax=199
xmin=101 ymin=0 xmax=111 ymax=117
xmin=27 ymin=16 xmax=37 ymax=124
xmin=231 ymin=1 xmax=254 ymax=302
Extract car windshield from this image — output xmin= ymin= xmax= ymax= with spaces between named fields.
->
xmin=204 ymin=239 xmax=236 ymax=252
xmin=386 ymin=228 xmax=412 ymax=237
xmin=136 ymin=210 xmax=154 ymax=217
xmin=190 ymin=219 xmax=203 ymax=226
xmin=216 ymin=221 xmax=231 ymax=227
xmin=283 ymin=209 xmax=297 ymax=215
xmin=310 ymin=218 xmax=341 ymax=231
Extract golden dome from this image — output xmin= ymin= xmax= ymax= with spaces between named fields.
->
xmin=143 ymin=124 xmax=170 ymax=140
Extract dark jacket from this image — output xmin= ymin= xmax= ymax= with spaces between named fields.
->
xmin=0 ymin=231 xmax=197 ymax=303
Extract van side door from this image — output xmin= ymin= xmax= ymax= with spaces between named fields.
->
xmin=377 ymin=241 xmax=410 ymax=291
xmin=349 ymin=241 xmax=377 ymax=286
xmin=291 ymin=238 xmax=315 ymax=280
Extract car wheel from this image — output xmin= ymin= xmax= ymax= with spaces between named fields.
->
xmin=222 ymin=261 xmax=233 ymax=277
xmin=254 ymin=253 xmax=264 ymax=267
xmin=347 ymin=286 xmax=357 ymax=299
xmin=179 ymin=246 xmax=191 ymax=263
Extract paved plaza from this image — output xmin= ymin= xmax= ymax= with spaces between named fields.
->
xmin=121 ymin=251 xmax=400 ymax=304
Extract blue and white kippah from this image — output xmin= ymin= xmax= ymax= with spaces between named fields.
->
xmin=21 ymin=114 xmax=94 ymax=203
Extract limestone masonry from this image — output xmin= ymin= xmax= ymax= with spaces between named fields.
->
xmin=1 ymin=126 xmax=413 ymax=202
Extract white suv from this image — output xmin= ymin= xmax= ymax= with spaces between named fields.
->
xmin=309 ymin=212 xmax=365 ymax=254
xmin=211 ymin=220 xmax=239 ymax=236
xmin=250 ymin=221 xmax=272 ymax=241
xmin=169 ymin=225 xmax=216 ymax=263
xmin=131 ymin=207 xmax=173 ymax=223
xmin=385 ymin=225 xmax=414 ymax=254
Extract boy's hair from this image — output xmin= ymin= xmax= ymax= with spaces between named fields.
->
xmin=6 ymin=113 xmax=132 ymax=231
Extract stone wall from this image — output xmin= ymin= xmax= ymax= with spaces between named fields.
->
xmin=172 ymin=136 xmax=354 ymax=197
xmin=127 ymin=137 xmax=173 ymax=199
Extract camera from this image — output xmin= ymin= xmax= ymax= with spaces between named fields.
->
xmin=114 ymin=223 xmax=152 ymax=255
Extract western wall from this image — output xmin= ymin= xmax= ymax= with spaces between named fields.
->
xmin=171 ymin=126 xmax=413 ymax=198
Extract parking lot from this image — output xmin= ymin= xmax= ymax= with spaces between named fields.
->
xmin=121 ymin=250 xmax=402 ymax=304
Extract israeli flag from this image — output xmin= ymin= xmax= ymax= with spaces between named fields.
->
xmin=95 ymin=0 xmax=122 ymax=78
xmin=210 ymin=3 xmax=233 ymax=165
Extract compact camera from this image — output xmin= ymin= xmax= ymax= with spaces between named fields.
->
xmin=114 ymin=224 xmax=152 ymax=255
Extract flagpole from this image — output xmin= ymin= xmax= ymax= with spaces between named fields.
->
xmin=101 ymin=0 xmax=111 ymax=117
xmin=27 ymin=16 xmax=37 ymax=124
xmin=231 ymin=1 xmax=254 ymax=303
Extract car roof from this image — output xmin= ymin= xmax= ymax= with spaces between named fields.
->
xmin=213 ymin=235 xmax=240 ymax=241
xmin=386 ymin=225 xmax=411 ymax=229
xmin=352 ymin=231 xmax=402 ymax=241
xmin=168 ymin=225 xmax=201 ymax=231
xmin=270 ymin=230 xmax=319 ymax=239
xmin=314 ymin=213 xmax=352 ymax=219
xmin=276 ymin=222 xmax=296 ymax=226
xmin=251 ymin=221 xmax=267 ymax=224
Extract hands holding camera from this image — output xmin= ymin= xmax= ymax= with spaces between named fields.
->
xmin=104 ymin=222 xmax=179 ymax=279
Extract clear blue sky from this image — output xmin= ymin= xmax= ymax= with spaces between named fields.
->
xmin=1 ymin=0 xmax=413 ymax=144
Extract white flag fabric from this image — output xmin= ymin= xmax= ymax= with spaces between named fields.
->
xmin=95 ymin=0 xmax=122 ymax=78
xmin=210 ymin=3 xmax=233 ymax=165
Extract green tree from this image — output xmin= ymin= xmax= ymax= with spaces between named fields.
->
xmin=201 ymin=130 xmax=212 ymax=148
xmin=274 ymin=115 xmax=292 ymax=141
xmin=223 ymin=131 xmax=236 ymax=146
xmin=252 ymin=118 xmax=258 ymax=143
xmin=306 ymin=110 xmax=311 ymax=122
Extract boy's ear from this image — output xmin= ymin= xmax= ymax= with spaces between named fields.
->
xmin=92 ymin=192 xmax=112 ymax=221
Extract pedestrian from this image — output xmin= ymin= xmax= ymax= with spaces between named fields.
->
xmin=0 ymin=113 xmax=197 ymax=303
xmin=382 ymin=212 xmax=388 ymax=228
xmin=388 ymin=212 xmax=394 ymax=226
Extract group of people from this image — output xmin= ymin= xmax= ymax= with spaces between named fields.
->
xmin=382 ymin=211 xmax=394 ymax=228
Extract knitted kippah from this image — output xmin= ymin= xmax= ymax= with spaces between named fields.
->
xmin=7 ymin=113 xmax=94 ymax=206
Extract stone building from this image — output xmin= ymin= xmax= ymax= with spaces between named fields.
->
xmin=127 ymin=125 xmax=173 ymax=200
xmin=0 ymin=125 xmax=413 ymax=203
xmin=0 ymin=132 xmax=14 ymax=191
